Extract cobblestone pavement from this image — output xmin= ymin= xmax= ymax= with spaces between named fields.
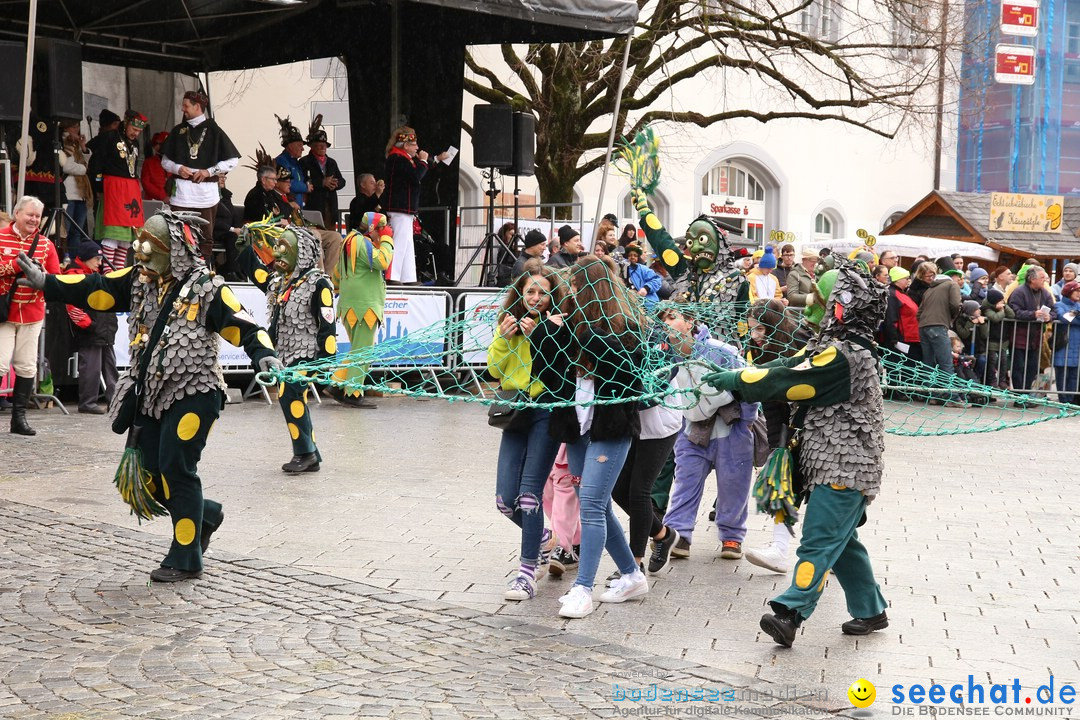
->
xmin=2 ymin=396 xmax=1079 ymax=718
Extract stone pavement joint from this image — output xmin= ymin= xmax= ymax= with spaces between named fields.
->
xmin=0 ymin=499 xmax=816 ymax=719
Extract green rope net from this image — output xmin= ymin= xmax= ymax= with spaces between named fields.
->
xmin=258 ymin=284 xmax=1080 ymax=436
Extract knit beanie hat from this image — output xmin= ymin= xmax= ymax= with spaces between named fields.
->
xmin=523 ymin=229 xmax=546 ymax=249
xmin=76 ymin=242 xmax=104 ymax=262
xmin=962 ymin=300 xmax=981 ymax=317
xmin=557 ymin=225 xmax=579 ymax=246
xmin=758 ymin=246 xmax=777 ymax=269
xmin=1065 ymin=263 xmax=1079 ymax=276
xmin=986 ymin=288 xmax=1005 ymax=305
xmin=1063 ymin=281 xmax=1080 ymax=298
xmin=889 ymin=266 xmax=910 ymax=283
xmin=969 ymin=267 xmax=989 ymax=284
xmin=935 ymin=256 xmax=954 ymax=273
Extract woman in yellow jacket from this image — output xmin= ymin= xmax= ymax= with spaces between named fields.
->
xmin=487 ymin=260 xmax=567 ymax=601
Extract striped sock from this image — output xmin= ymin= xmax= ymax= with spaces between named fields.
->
xmin=518 ymin=561 xmax=537 ymax=582
xmin=539 ymin=529 xmax=554 ymax=566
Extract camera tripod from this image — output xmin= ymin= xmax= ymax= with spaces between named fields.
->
xmin=453 ymin=168 xmax=517 ymax=287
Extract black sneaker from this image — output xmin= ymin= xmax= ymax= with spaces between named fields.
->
xmin=549 ymin=546 xmax=579 ymax=577
xmin=648 ymin=527 xmax=680 ymax=575
xmin=671 ymin=537 xmax=691 ymax=559
xmin=841 ymin=611 xmax=889 ymax=635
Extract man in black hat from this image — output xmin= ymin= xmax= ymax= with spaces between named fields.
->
xmin=275 ymin=115 xmax=311 ymax=208
xmin=300 ymin=115 xmax=346 ymax=231
xmin=547 ymin=225 xmax=583 ymax=268
xmin=512 ymin=229 xmax=547 ymax=277
xmin=61 ymin=242 xmax=119 ymax=414
xmin=86 ymin=109 xmax=121 ymax=175
xmin=160 ymin=90 xmax=241 ymax=266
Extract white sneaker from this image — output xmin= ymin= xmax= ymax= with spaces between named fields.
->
xmin=504 ymin=574 xmax=536 ymax=601
xmin=598 ymin=570 xmax=649 ymax=603
xmin=745 ymin=543 xmax=790 ymax=574
xmin=558 ymin=585 xmax=595 ymax=618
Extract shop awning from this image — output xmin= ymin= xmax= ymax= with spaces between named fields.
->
xmin=801 ymin=235 xmax=1000 ymax=263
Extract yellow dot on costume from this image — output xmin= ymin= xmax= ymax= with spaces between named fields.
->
xmin=830 ymin=482 xmax=848 ymax=491
xmin=290 ymin=400 xmax=305 ymax=419
xmin=176 ymin=413 xmax=201 ymax=441
xmin=277 ymin=382 xmax=285 ymax=396
xmin=817 ymin=569 xmax=831 ymax=593
xmin=662 ymin=248 xmax=681 ymax=267
xmin=786 ymin=384 xmax=816 ymax=401
xmin=174 ymin=518 xmax=196 ymax=546
xmin=324 ymin=336 xmax=337 ymax=354
xmin=793 ymin=347 xmax=807 ymax=358
xmin=321 ymin=287 xmax=333 ymax=306
xmin=105 ymin=267 xmax=133 ymax=280
xmin=220 ymin=326 xmax=241 ymax=346
xmin=86 ymin=290 xmax=116 ymax=310
xmin=287 ymin=422 xmax=300 ymax=440
xmin=254 ymin=268 xmax=268 ymax=284
xmin=302 ymin=389 xmax=309 ymax=403
xmin=795 ymin=561 xmax=816 ymax=589
xmin=811 ymin=346 xmax=838 ymax=366
xmin=740 ymin=368 xmax=769 ymax=384
xmin=256 ymin=330 xmax=274 ymax=349
xmin=161 ymin=474 xmax=171 ymax=500
xmin=146 ymin=478 xmax=157 ymax=494
xmin=56 ymin=273 xmax=86 ymax=284
xmin=645 ymin=213 xmax=662 ymax=230
xmin=220 ymin=286 xmax=242 ymax=312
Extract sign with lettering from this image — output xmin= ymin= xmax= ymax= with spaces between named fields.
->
xmin=994 ymin=44 xmax=1036 ymax=84
xmin=989 ymin=192 xmax=1064 ymax=233
xmin=1000 ymin=0 xmax=1039 ymax=37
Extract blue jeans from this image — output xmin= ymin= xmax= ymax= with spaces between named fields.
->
xmin=495 ymin=409 xmax=560 ymax=564
xmin=567 ymin=432 xmax=635 ymax=590
xmin=65 ymin=200 xmax=90 ymax=254
xmin=1055 ymin=365 xmax=1079 ymax=403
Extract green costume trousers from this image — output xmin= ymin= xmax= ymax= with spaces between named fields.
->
xmin=141 ymin=391 xmax=224 ymax=573
xmin=279 ymin=373 xmax=320 ymax=459
xmin=772 ymin=484 xmax=887 ymax=621
xmin=650 ymin=449 xmax=676 ymax=513
xmin=343 ymin=320 xmax=377 ymax=397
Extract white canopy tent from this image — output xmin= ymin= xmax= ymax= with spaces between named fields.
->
xmin=800 ymin=234 xmax=1000 ymax=264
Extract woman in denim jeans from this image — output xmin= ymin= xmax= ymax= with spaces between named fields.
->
xmin=487 ymin=261 xmax=566 ymax=601
xmin=531 ymin=256 xmax=649 ymax=619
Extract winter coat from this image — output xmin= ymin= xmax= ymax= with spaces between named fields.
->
xmin=1008 ymin=283 xmax=1057 ymax=350
xmin=884 ymin=286 xmax=920 ymax=348
xmin=953 ymin=314 xmax=989 ymax=357
xmin=784 ymin=263 xmax=816 ymax=308
xmin=1052 ymin=297 xmax=1080 ymax=367
xmin=917 ymin=277 xmax=961 ymax=329
xmin=981 ymin=299 xmax=1015 ymax=352
xmin=624 ymin=262 xmax=662 ymax=307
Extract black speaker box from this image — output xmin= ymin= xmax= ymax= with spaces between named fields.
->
xmin=473 ymin=104 xmax=512 ymax=169
xmin=510 ymin=112 xmax=535 ymax=177
xmin=35 ymin=39 xmax=82 ymax=120
xmin=0 ymin=42 xmax=27 ymax=122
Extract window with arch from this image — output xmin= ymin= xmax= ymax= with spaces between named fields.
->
xmin=882 ymin=211 xmax=905 ymax=231
xmin=813 ymin=211 xmax=841 ymax=242
xmin=701 ymin=163 xmax=765 ymax=201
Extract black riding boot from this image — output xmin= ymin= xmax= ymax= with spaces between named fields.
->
xmin=10 ymin=375 xmax=36 ymax=436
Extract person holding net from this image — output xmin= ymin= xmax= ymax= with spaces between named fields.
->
xmin=530 ymin=256 xmax=650 ymax=619
xmin=705 ymin=257 xmax=890 ymax=647
xmin=487 ymin=260 xmax=565 ymax=601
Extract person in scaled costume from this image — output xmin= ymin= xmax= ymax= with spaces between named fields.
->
xmin=329 ymin=211 xmax=394 ymax=409
xmin=704 ymin=258 xmax=890 ymax=647
xmin=237 ymin=219 xmax=338 ymax=472
xmin=19 ymin=210 xmax=282 ymax=582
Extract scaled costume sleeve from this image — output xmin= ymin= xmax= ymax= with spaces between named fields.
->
xmin=633 ymin=190 xmax=688 ymax=281
xmin=204 ymin=282 xmax=277 ymax=371
xmin=44 ymin=266 xmax=135 ymax=313
xmin=706 ymin=345 xmax=851 ymax=408
xmin=236 ymin=245 xmax=272 ymax=292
